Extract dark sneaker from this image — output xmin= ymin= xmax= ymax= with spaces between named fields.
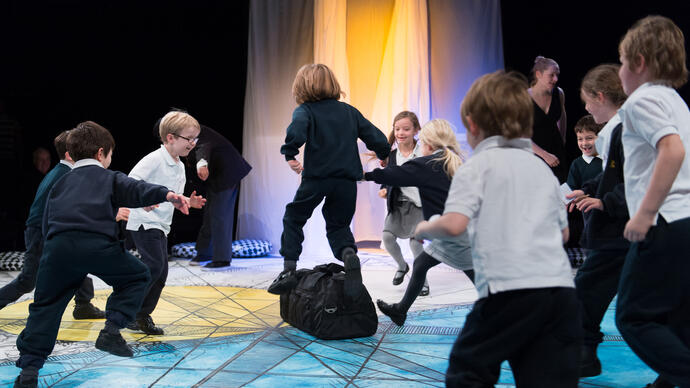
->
xmin=189 ymin=255 xmax=212 ymax=266
xmin=95 ymin=330 xmax=134 ymax=357
xmin=13 ymin=375 xmax=37 ymax=388
xmin=419 ymin=284 xmax=430 ymax=296
xmin=135 ymin=315 xmax=165 ymax=335
xmin=202 ymin=260 xmax=231 ymax=270
xmin=377 ymin=299 xmax=407 ymax=326
xmin=126 ymin=321 xmax=138 ymax=331
xmin=267 ymin=270 xmax=298 ymax=295
xmin=392 ymin=264 xmax=409 ymax=286
xmin=73 ymin=303 xmax=106 ymax=320
xmin=579 ymin=345 xmax=602 ymax=377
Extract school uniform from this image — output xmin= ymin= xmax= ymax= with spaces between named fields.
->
xmin=574 ymin=122 xmax=630 ymax=349
xmin=616 ymin=82 xmax=690 ymax=386
xmin=381 ymin=144 xmax=424 ymax=238
xmin=566 ymin=154 xmax=603 ymax=248
xmin=280 ymin=99 xmax=390 ymax=261
xmin=15 ymin=159 xmax=170 ymax=369
xmin=126 ymin=145 xmax=185 ymax=319
xmin=0 ymin=161 xmax=95 ymax=309
xmin=442 ymin=136 xmax=580 ymax=387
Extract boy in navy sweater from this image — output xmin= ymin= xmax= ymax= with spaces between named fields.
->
xmin=13 ymin=121 xmax=189 ymax=388
xmin=0 ymin=130 xmax=104 ymax=319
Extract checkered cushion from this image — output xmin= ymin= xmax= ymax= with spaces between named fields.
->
xmin=128 ymin=249 xmax=142 ymax=259
xmin=566 ymin=247 xmax=587 ymax=268
xmin=171 ymin=242 xmax=197 ymax=258
xmin=0 ymin=251 xmax=25 ymax=271
xmin=232 ymin=239 xmax=272 ymax=258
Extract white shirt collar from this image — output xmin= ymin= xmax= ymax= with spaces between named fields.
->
xmin=59 ymin=160 xmax=74 ymax=169
xmin=474 ymin=136 xmax=533 ymax=155
xmin=74 ymin=158 xmax=104 ymax=169
xmin=159 ymin=144 xmax=180 ymax=166
xmin=581 ymin=154 xmax=600 ymax=164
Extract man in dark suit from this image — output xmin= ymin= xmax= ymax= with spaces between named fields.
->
xmin=188 ymin=125 xmax=252 ymax=269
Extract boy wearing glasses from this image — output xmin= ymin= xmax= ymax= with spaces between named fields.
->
xmin=125 ymin=110 xmax=206 ymax=335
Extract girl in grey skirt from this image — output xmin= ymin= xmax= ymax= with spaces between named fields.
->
xmin=379 ymin=111 xmax=425 ymax=286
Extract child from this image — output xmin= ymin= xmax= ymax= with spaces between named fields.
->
xmin=0 ymin=130 xmax=104 ymax=320
xmin=275 ymin=64 xmax=390 ymax=294
xmin=415 ymin=71 xmax=580 ymax=387
xmin=614 ymin=16 xmax=690 ymax=387
xmin=13 ymin=121 xmax=190 ymax=388
xmin=566 ymin=64 xmax=631 ymax=378
xmin=379 ymin=111 xmax=424 ymax=286
xmin=125 ymin=111 xmax=206 ymax=335
xmin=566 ymin=115 xmax=603 ymax=190
xmin=365 ymin=118 xmax=473 ymax=325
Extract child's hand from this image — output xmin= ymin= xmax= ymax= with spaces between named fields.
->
xmin=188 ymin=190 xmax=206 ymax=209
xmin=566 ymin=190 xmax=586 ymax=212
xmin=116 ymin=207 xmax=130 ymax=221
xmin=413 ymin=221 xmax=430 ymax=242
xmin=288 ymin=159 xmax=303 ymax=174
xmin=542 ymin=152 xmax=560 ymax=167
xmin=379 ymin=158 xmax=388 ymax=168
xmin=378 ymin=188 xmax=387 ymax=198
xmin=576 ymin=197 xmax=604 ymax=213
xmin=197 ymin=166 xmax=209 ymax=181
xmin=166 ymin=192 xmax=190 ymax=215
xmin=143 ymin=204 xmax=160 ymax=212
xmin=623 ymin=212 xmax=654 ymax=242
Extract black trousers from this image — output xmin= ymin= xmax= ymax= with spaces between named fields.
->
xmin=130 ymin=226 xmax=168 ymax=318
xmin=16 ymin=231 xmax=150 ymax=368
xmin=0 ymin=226 xmax=94 ymax=309
xmin=446 ymin=287 xmax=581 ymax=388
xmin=616 ymin=216 xmax=690 ymax=387
xmin=280 ymin=177 xmax=357 ymax=261
xmin=574 ymin=248 xmax=627 ymax=347
xmin=195 ymin=185 xmax=238 ymax=262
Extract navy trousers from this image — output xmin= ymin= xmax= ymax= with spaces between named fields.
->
xmin=616 ymin=216 xmax=690 ymax=387
xmin=195 ymin=185 xmax=237 ymax=263
xmin=130 ymin=226 xmax=168 ymax=317
xmin=280 ymin=177 xmax=357 ymax=262
xmin=446 ymin=287 xmax=581 ymax=388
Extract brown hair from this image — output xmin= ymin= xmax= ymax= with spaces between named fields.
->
xmin=387 ymin=111 xmax=421 ymax=145
xmin=461 ymin=70 xmax=533 ymax=139
xmin=159 ymin=110 xmax=200 ymax=143
xmin=530 ymin=56 xmax=560 ymax=86
xmin=619 ymin=15 xmax=688 ymax=88
xmin=574 ymin=114 xmax=604 ymax=135
xmin=53 ymin=130 xmax=70 ymax=159
xmin=580 ymin=64 xmax=627 ymax=107
xmin=66 ymin=121 xmax=115 ymax=161
xmin=292 ymin=64 xmax=344 ymax=104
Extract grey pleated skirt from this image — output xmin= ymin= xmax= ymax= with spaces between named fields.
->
xmin=383 ymin=200 xmax=424 ymax=239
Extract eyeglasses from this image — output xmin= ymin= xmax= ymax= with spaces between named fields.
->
xmin=174 ymin=134 xmax=199 ymax=144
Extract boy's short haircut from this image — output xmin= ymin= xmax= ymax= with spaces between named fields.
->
xmin=66 ymin=121 xmax=115 ymax=161
xmin=53 ymin=130 xmax=70 ymax=159
xmin=580 ymin=64 xmax=627 ymax=107
xmin=574 ymin=114 xmax=604 ymax=135
xmin=461 ymin=70 xmax=533 ymax=139
xmin=619 ymin=15 xmax=688 ymax=88
xmin=159 ymin=110 xmax=201 ymax=143
xmin=292 ymin=64 xmax=344 ymax=105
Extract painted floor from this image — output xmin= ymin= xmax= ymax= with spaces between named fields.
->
xmin=0 ymin=249 xmax=657 ymax=387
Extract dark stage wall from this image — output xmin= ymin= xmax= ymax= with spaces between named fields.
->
xmin=1 ymin=0 xmax=689 ymax=250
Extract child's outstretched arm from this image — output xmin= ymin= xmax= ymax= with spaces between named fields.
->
xmin=187 ymin=190 xmax=207 ymax=209
xmin=166 ymin=192 xmax=190 ymax=215
xmin=624 ymin=134 xmax=685 ymax=242
xmin=414 ymin=212 xmax=469 ymax=241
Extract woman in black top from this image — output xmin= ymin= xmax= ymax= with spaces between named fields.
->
xmin=529 ymin=56 xmax=568 ymax=183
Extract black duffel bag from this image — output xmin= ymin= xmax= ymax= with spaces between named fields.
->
xmin=278 ymin=263 xmax=378 ymax=340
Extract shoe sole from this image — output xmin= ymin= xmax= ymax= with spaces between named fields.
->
xmin=189 ymin=260 xmax=211 ymax=266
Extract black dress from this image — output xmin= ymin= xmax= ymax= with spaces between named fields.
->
xmin=532 ymin=88 xmax=567 ymax=183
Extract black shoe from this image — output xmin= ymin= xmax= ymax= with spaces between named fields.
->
xmin=126 ymin=320 xmax=138 ymax=331
xmin=135 ymin=315 xmax=165 ymax=335
xmin=644 ymin=376 xmax=674 ymax=388
xmin=267 ymin=270 xmax=298 ymax=295
xmin=95 ymin=330 xmax=134 ymax=357
xmin=392 ymin=264 xmax=409 ymax=286
xmin=342 ymin=248 xmax=361 ymax=271
xmin=377 ymin=299 xmax=407 ymax=326
xmin=73 ymin=303 xmax=106 ymax=320
xmin=13 ymin=376 xmax=37 ymax=388
xmin=419 ymin=284 xmax=430 ymax=296
xmin=189 ymin=255 xmax=212 ymax=266
xmin=579 ymin=345 xmax=602 ymax=377
xmin=202 ymin=260 xmax=231 ymax=270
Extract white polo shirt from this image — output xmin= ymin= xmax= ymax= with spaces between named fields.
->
xmin=126 ymin=145 xmax=186 ymax=235
xmin=443 ymin=136 xmax=573 ymax=299
xmin=619 ymin=82 xmax=690 ymax=224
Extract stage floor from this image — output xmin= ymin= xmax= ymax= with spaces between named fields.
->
xmin=0 ymin=248 xmax=656 ymax=387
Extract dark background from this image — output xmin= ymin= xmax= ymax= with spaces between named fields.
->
xmin=1 ymin=0 xmax=689 ymax=251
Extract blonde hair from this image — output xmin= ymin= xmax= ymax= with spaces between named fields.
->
xmin=159 ymin=110 xmax=200 ymax=143
xmin=292 ymin=64 xmax=345 ymax=104
xmin=461 ymin=71 xmax=533 ymax=139
xmin=580 ymin=64 xmax=627 ymax=107
xmin=530 ymin=56 xmax=559 ymax=86
xmin=419 ymin=119 xmax=464 ymax=178
xmin=619 ymin=15 xmax=688 ymax=88
xmin=388 ymin=111 xmax=421 ymax=145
